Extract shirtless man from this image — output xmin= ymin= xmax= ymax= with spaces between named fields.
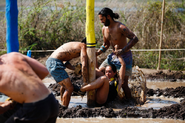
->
xmin=46 ymin=41 xmax=88 ymax=108
xmin=96 ymin=7 xmax=139 ymax=99
xmin=0 ymin=52 xmax=59 ymax=123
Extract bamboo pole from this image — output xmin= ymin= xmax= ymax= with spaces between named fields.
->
xmin=86 ymin=0 xmax=96 ymax=107
xmin=157 ymin=0 xmax=165 ymax=70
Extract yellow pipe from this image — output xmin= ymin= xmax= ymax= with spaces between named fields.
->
xmin=86 ymin=0 xmax=96 ymax=47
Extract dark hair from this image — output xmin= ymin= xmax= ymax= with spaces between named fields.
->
xmin=98 ymin=7 xmax=119 ymax=20
xmin=106 ymin=64 xmax=118 ymax=78
xmin=81 ymin=37 xmax=86 ymax=44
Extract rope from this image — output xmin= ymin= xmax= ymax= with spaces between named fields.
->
xmin=0 ymin=48 xmax=185 ymax=52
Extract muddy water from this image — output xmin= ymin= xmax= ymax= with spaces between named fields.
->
xmin=56 ymin=118 xmax=185 ymax=123
xmin=147 ymin=81 xmax=185 ymax=90
xmin=43 ymin=77 xmax=185 ymax=122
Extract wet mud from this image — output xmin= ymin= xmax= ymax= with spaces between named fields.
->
xmin=145 ymin=70 xmax=185 ymax=82
xmin=48 ymin=72 xmax=185 ymax=120
xmin=57 ymin=103 xmax=185 ymax=120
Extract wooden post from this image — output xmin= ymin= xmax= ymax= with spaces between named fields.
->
xmin=86 ymin=0 xmax=96 ymax=107
xmin=157 ymin=0 xmax=165 ymax=70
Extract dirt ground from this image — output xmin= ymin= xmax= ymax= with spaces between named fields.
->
xmin=35 ymin=53 xmax=185 ymax=120
xmin=35 ymin=52 xmax=185 ymax=81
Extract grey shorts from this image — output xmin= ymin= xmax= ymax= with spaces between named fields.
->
xmin=46 ymin=58 xmax=69 ymax=83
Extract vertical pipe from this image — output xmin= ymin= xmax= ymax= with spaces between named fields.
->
xmin=157 ymin=0 xmax=165 ymax=70
xmin=6 ymin=0 xmax=19 ymax=53
xmin=86 ymin=0 xmax=96 ymax=107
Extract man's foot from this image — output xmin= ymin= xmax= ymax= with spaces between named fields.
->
xmin=73 ymin=84 xmax=86 ymax=97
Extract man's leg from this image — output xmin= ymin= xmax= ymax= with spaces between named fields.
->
xmin=58 ymin=78 xmax=74 ymax=108
xmin=122 ymin=76 xmax=131 ymax=99
xmin=60 ymin=86 xmax=65 ymax=101
xmin=80 ymin=76 xmax=109 ymax=104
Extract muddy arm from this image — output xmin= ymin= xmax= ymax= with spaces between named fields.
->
xmin=64 ymin=61 xmax=75 ymax=71
xmin=80 ymin=45 xmax=88 ymax=84
xmin=115 ymin=45 xmax=126 ymax=92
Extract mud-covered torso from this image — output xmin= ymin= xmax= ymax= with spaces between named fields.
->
xmin=50 ymin=42 xmax=83 ymax=61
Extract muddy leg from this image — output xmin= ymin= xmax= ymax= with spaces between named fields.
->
xmin=60 ymin=86 xmax=65 ymax=100
xmin=122 ymin=76 xmax=131 ymax=99
xmin=58 ymin=78 xmax=74 ymax=108
xmin=80 ymin=76 xmax=109 ymax=104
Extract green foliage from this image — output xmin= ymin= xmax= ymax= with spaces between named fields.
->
xmin=18 ymin=0 xmax=86 ymax=50
xmin=133 ymin=51 xmax=185 ymax=71
xmin=0 ymin=51 xmax=7 ymax=55
xmin=0 ymin=0 xmax=184 ymax=70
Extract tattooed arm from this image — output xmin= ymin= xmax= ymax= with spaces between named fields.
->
xmin=113 ymin=24 xmax=139 ymax=56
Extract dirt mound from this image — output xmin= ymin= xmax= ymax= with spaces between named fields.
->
xmin=145 ymin=70 xmax=185 ymax=82
xmin=57 ymin=103 xmax=185 ymax=120
xmin=147 ymin=86 xmax=185 ymax=98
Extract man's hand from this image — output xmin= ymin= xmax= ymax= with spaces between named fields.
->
xmin=113 ymin=45 xmax=122 ymax=56
xmin=96 ymin=51 xmax=100 ymax=56
xmin=0 ymin=98 xmax=17 ymax=114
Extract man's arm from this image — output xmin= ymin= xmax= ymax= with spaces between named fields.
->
xmin=64 ymin=61 xmax=75 ymax=71
xmin=96 ymin=28 xmax=110 ymax=56
xmin=113 ymin=25 xmax=139 ymax=56
xmin=23 ymin=55 xmax=49 ymax=80
xmin=80 ymin=44 xmax=88 ymax=85
xmin=114 ymin=45 xmax=125 ymax=93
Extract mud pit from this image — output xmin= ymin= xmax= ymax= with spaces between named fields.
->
xmin=38 ymin=55 xmax=185 ymax=120
xmin=47 ymin=69 xmax=185 ymax=120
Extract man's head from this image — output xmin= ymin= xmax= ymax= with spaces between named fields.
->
xmin=98 ymin=7 xmax=119 ymax=26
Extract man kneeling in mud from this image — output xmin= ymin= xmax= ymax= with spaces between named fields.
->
xmin=0 ymin=52 xmax=59 ymax=123
xmin=46 ymin=40 xmax=88 ymax=108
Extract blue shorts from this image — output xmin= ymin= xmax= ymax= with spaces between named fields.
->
xmin=99 ymin=50 xmax=133 ymax=76
xmin=46 ymin=58 xmax=69 ymax=83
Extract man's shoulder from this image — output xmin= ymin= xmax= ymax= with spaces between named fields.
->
xmin=117 ymin=22 xmax=126 ymax=28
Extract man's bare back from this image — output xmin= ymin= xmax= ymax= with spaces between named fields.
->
xmin=50 ymin=42 xmax=84 ymax=61
xmin=46 ymin=41 xmax=88 ymax=108
xmin=0 ymin=52 xmax=50 ymax=104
